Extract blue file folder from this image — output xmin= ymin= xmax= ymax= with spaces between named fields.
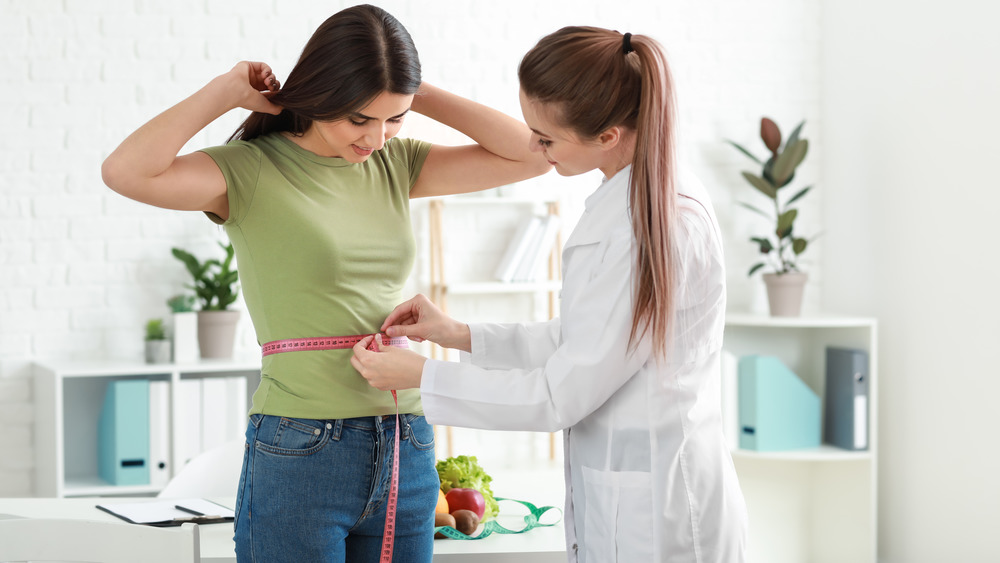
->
xmin=738 ymin=355 xmax=821 ymax=451
xmin=98 ymin=379 xmax=151 ymax=486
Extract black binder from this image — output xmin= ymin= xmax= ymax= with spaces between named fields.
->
xmin=824 ymin=347 xmax=870 ymax=450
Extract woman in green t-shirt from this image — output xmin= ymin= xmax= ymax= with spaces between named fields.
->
xmin=102 ymin=5 xmax=551 ymax=562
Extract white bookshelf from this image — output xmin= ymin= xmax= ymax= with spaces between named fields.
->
xmin=426 ymin=196 xmax=563 ymax=462
xmin=724 ymin=314 xmax=878 ymax=563
xmin=428 ymin=196 xmax=562 ymax=312
xmin=34 ymin=358 xmax=260 ymax=498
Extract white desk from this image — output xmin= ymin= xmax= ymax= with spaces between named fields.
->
xmin=0 ymin=469 xmax=567 ymax=563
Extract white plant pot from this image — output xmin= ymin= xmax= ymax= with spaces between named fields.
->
xmin=145 ymin=340 xmax=172 ymax=364
xmin=172 ymin=311 xmax=199 ymax=363
xmin=198 ymin=310 xmax=241 ymax=359
xmin=763 ymin=272 xmax=808 ymax=317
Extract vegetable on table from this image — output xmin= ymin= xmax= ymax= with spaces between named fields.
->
xmin=434 ymin=512 xmax=456 ymax=539
xmin=436 ymin=489 xmax=449 ymax=514
xmin=445 ymin=488 xmax=486 ymax=520
xmin=451 ymin=509 xmax=480 ymax=536
xmin=436 ymin=455 xmax=499 ymax=521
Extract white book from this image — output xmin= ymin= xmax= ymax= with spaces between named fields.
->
xmin=148 ymin=380 xmax=171 ymax=488
xmin=174 ymin=379 xmax=203 ymax=470
xmin=518 ymin=215 xmax=561 ymax=282
xmin=494 ymin=216 xmax=542 ymax=282
xmin=226 ymin=376 xmax=249 ymax=440
xmin=200 ymin=378 xmax=230 ymax=453
xmin=720 ymin=350 xmax=739 ymax=450
xmin=512 ymin=216 xmax=550 ymax=282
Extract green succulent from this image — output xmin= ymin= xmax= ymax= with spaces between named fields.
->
xmin=728 ymin=117 xmax=815 ymax=277
xmin=171 ymin=242 xmax=240 ymax=311
xmin=145 ymin=318 xmax=167 ymax=341
xmin=166 ymin=294 xmax=196 ymax=313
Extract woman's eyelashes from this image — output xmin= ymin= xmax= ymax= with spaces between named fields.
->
xmin=349 ymin=117 xmax=405 ymax=127
xmin=537 ymin=138 xmax=552 ymax=148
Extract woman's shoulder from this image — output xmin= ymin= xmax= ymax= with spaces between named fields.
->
xmin=382 ymin=136 xmax=432 ymax=162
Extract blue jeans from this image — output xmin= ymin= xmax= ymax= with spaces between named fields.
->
xmin=234 ymin=413 xmax=438 ymax=562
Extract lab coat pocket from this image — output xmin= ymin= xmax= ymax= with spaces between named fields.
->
xmin=581 ymin=466 xmax=654 ymax=562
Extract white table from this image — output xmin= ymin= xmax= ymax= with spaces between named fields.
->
xmin=0 ymin=468 xmax=568 ymax=563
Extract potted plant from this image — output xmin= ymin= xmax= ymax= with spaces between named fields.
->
xmin=728 ymin=117 xmax=815 ymax=316
xmin=171 ymin=242 xmax=241 ymax=359
xmin=167 ymin=294 xmax=198 ymax=363
xmin=144 ymin=318 xmax=172 ymax=364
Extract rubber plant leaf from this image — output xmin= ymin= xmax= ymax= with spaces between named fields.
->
xmin=776 ymin=209 xmax=798 ymax=239
xmin=737 ymin=201 xmax=771 ymax=220
xmin=786 ymin=121 xmax=806 ymax=148
xmin=760 ymin=117 xmax=782 ymax=155
xmin=747 ymin=262 xmax=766 ymax=277
xmin=726 ymin=140 xmax=763 ymax=165
xmin=750 ymin=237 xmax=774 ymax=254
xmin=785 ymin=185 xmax=813 ymax=207
xmin=741 ymin=172 xmax=777 ymax=199
xmin=772 ymin=139 xmax=809 ymax=187
xmin=792 ymin=237 xmax=808 ymax=255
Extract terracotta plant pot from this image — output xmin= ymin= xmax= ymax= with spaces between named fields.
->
xmin=763 ymin=272 xmax=808 ymax=317
xmin=197 ymin=310 xmax=240 ymax=359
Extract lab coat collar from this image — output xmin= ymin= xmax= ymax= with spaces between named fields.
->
xmin=563 ymin=165 xmax=632 ymax=250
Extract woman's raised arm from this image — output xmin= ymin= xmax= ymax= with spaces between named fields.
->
xmin=409 ymin=83 xmax=551 ymax=198
xmin=101 ymin=62 xmax=281 ymax=217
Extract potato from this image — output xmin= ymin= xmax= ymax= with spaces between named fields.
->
xmin=434 ymin=512 xmax=456 ymax=539
xmin=451 ymin=509 xmax=480 ymax=536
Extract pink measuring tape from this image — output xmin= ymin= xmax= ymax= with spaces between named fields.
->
xmin=261 ymin=334 xmax=409 ymax=356
xmin=262 ymin=333 xmax=405 ymax=563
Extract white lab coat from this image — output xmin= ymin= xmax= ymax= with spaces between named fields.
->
xmin=420 ymin=166 xmax=748 ymax=562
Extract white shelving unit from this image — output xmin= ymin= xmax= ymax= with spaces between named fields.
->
xmin=428 ymin=197 xmax=562 ymax=324
xmin=34 ymin=359 xmax=260 ymax=498
xmin=427 ymin=197 xmax=562 ymax=462
xmin=724 ymin=313 xmax=878 ymax=563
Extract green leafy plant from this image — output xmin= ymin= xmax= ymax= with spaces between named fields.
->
xmin=728 ymin=117 xmax=815 ymax=277
xmin=171 ymin=242 xmax=240 ymax=311
xmin=145 ymin=318 xmax=167 ymax=341
xmin=167 ymin=294 xmax=196 ymax=313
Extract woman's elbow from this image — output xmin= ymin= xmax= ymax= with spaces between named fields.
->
xmin=101 ymin=155 xmax=129 ymax=196
xmin=517 ymin=156 xmax=553 ymax=180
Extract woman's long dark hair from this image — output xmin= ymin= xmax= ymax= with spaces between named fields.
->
xmin=519 ymin=27 xmax=679 ymax=361
xmin=230 ymin=4 xmax=421 ymax=142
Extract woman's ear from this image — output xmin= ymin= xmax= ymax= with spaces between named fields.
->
xmin=597 ymin=126 xmax=623 ymax=151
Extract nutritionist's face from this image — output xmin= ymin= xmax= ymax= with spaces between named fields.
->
xmin=298 ymin=91 xmax=414 ymax=162
xmin=519 ymin=89 xmax=606 ymax=177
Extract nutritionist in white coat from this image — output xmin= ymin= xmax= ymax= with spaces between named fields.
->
xmin=353 ymin=26 xmax=748 ymax=562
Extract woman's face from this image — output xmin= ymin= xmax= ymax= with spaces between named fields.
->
xmin=297 ymin=91 xmax=414 ymax=162
xmin=518 ymin=90 xmax=607 ymax=177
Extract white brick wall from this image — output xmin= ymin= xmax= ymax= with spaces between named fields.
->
xmin=0 ymin=0 xmax=822 ymax=496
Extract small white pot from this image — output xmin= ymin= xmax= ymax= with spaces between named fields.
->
xmin=145 ymin=339 xmax=172 ymax=364
xmin=763 ymin=272 xmax=808 ymax=317
xmin=172 ymin=311 xmax=199 ymax=363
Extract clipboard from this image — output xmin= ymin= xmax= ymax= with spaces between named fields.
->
xmin=96 ymin=498 xmax=235 ymax=527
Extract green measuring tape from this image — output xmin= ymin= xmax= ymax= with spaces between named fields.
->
xmin=434 ymin=497 xmax=563 ymax=540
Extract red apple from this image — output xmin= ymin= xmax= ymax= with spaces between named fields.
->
xmin=445 ymin=488 xmax=485 ymax=520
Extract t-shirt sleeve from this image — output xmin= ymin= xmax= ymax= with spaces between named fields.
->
xmin=385 ymin=137 xmax=432 ymax=191
xmin=198 ymin=141 xmax=263 ymax=226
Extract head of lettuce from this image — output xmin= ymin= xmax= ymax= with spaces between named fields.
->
xmin=436 ymin=455 xmax=500 ymax=521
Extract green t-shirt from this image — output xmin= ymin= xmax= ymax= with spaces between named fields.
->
xmin=200 ymin=133 xmax=431 ymax=419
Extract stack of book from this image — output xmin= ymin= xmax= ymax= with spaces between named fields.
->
xmin=493 ymin=214 xmax=561 ymax=283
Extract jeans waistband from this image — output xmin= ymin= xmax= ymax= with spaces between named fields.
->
xmin=249 ymin=412 xmax=417 ymax=434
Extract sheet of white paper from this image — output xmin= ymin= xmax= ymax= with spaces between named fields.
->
xmin=97 ymin=498 xmax=233 ymax=524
